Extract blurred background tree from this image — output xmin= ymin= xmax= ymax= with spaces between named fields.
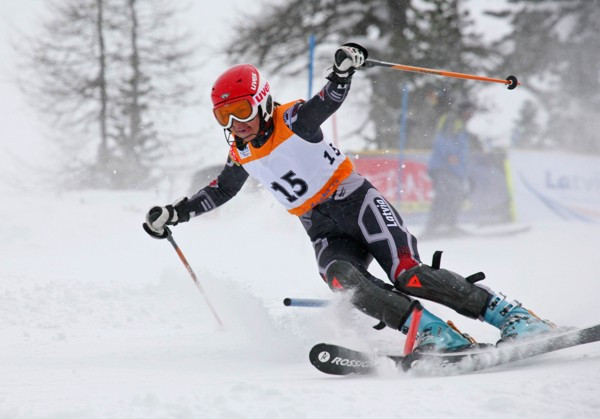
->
xmin=226 ymin=0 xmax=491 ymax=150
xmin=488 ymin=0 xmax=600 ymax=154
xmin=17 ymin=0 xmax=199 ymax=189
xmin=512 ymin=100 xmax=542 ymax=149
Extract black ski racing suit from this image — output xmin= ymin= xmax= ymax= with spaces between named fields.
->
xmin=184 ymin=80 xmax=421 ymax=283
xmin=182 ymin=80 xmax=490 ymax=331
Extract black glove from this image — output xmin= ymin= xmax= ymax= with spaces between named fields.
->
xmin=326 ymin=42 xmax=368 ymax=84
xmin=143 ymin=197 xmax=190 ymax=239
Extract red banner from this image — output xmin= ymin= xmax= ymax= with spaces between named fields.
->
xmin=352 ymin=152 xmax=432 ymax=214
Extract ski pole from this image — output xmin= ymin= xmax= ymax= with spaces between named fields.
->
xmin=283 ymin=298 xmax=329 ymax=308
xmin=363 ymin=58 xmax=520 ymax=90
xmin=165 ymin=227 xmax=224 ymax=327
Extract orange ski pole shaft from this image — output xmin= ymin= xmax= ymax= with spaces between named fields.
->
xmin=165 ymin=227 xmax=224 ymax=328
xmin=364 ymin=59 xmax=520 ymax=90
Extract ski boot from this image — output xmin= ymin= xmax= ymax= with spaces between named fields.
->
xmin=483 ymin=294 xmax=556 ymax=344
xmin=400 ymin=307 xmax=488 ymax=371
xmin=405 ymin=308 xmax=476 ymax=354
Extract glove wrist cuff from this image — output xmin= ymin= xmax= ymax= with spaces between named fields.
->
xmin=326 ymin=70 xmax=353 ymax=84
xmin=173 ymin=198 xmax=190 ymax=223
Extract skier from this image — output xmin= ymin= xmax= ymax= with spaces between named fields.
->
xmin=143 ymin=43 xmax=555 ymax=353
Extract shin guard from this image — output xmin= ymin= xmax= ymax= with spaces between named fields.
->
xmin=326 ymin=260 xmax=418 ymax=330
xmin=394 ymin=264 xmax=490 ymax=319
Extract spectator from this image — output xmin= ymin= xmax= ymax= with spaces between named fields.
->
xmin=423 ymin=101 xmax=474 ymax=238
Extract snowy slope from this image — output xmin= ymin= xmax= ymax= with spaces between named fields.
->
xmin=1 ymin=185 xmax=599 ymax=419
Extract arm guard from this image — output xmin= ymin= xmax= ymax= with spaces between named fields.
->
xmin=287 ymin=81 xmax=352 ymax=142
xmin=184 ymin=156 xmax=249 ymax=217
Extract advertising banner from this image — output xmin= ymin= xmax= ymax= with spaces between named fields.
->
xmin=351 ymin=152 xmax=432 ymax=215
xmin=352 ymin=150 xmax=514 ymax=226
xmin=509 ymin=150 xmax=600 ymax=223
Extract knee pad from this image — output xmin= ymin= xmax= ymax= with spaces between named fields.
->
xmin=326 ymin=260 xmax=418 ymax=330
xmin=394 ymin=264 xmax=490 ymax=319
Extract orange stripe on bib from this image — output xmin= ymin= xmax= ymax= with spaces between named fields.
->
xmin=229 ymin=102 xmax=298 ymax=164
xmin=287 ymin=157 xmax=354 ymax=216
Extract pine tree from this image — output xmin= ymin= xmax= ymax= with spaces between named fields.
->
xmin=17 ymin=0 xmax=199 ymax=189
xmin=488 ymin=0 xmax=600 ymax=154
xmin=513 ymin=100 xmax=542 ymax=149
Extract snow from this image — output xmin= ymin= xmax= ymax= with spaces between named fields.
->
xmin=1 ymin=184 xmax=599 ymax=419
xmin=1 ymin=2 xmax=599 ymax=417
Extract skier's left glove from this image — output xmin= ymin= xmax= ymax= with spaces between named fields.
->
xmin=326 ymin=42 xmax=368 ymax=84
xmin=143 ymin=197 xmax=190 ymax=239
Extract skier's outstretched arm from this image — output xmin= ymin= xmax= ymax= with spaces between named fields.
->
xmin=143 ymin=156 xmax=248 ymax=239
xmin=290 ymin=43 xmax=367 ymax=141
xmin=185 ymin=156 xmax=249 ymax=216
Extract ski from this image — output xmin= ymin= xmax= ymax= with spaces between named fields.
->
xmin=309 ymin=343 xmax=402 ymax=375
xmin=309 ymin=323 xmax=600 ymax=376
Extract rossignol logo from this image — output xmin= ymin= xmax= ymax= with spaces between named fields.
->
xmin=318 ymin=351 xmax=331 ymax=362
xmin=251 ymin=72 xmax=258 ymax=90
xmin=375 ymin=198 xmax=399 ymax=227
xmin=318 ymin=351 xmax=371 ymax=368
xmin=255 ymin=82 xmax=270 ymax=102
xmin=332 ymin=356 xmax=371 ymax=368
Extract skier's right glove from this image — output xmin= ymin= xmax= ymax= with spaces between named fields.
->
xmin=326 ymin=42 xmax=368 ymax=84
xmin=143 ymin=197 xmax=190 ymax=239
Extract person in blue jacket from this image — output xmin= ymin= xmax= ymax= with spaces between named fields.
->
xmin=423 ymin=102 xmax=474 ymax=238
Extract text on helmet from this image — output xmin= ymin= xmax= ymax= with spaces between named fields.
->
xmin=255 ymin=83 xmax=270 ymax=103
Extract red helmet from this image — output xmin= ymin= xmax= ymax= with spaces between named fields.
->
xmin=211 ymin=64 xmax=273 ymax=129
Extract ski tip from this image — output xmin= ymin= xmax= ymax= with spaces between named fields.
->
xmin=309 ymin=343 xmax=377 ymax=376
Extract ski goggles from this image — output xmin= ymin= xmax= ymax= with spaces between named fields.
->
xmin=213 ymin=97 xmax=258 ymax=129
